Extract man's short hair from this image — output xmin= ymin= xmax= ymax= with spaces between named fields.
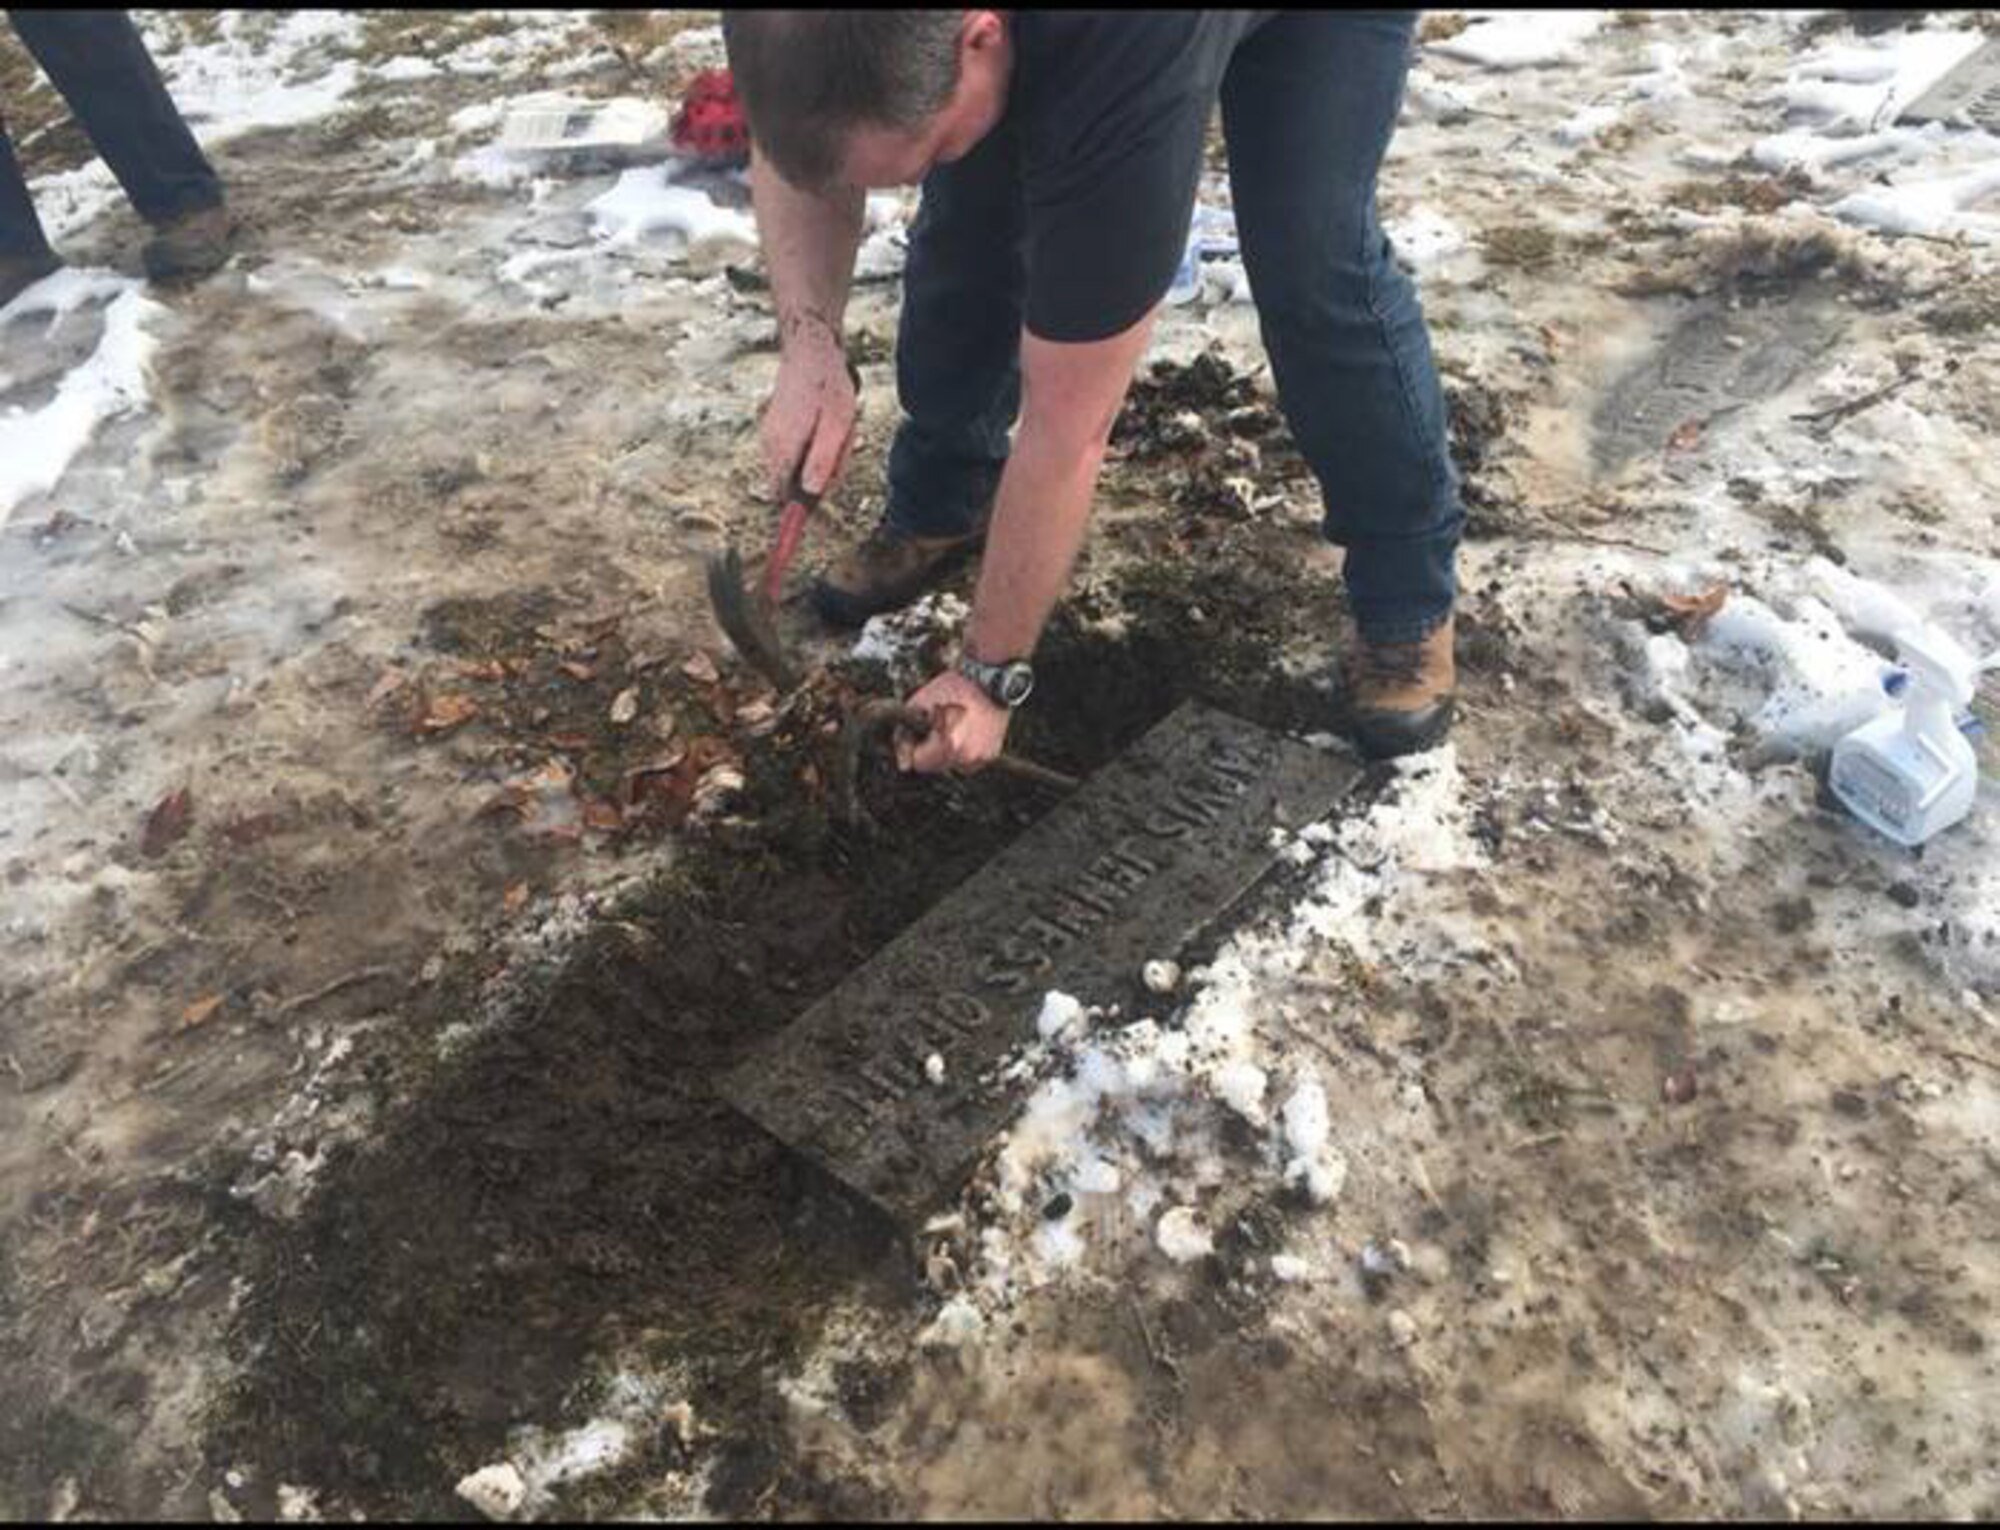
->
xmin=721 ymin=10 xmax=964 ymax=189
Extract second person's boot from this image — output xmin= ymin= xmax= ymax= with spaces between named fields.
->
xmin=810 ymin=514 xmax=989 ymax=629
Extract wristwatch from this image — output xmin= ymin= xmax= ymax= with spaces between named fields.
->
xmin=957 ymin=651 xmax=1036 ymax=709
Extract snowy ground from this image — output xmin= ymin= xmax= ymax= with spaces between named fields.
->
xmin=3 ymin=8 xmax=1999 ymax=1522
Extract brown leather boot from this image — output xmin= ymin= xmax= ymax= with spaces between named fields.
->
xmin=142 ymin=202 xmax=239 ymax=282
xmin=0 ymin=250 xmax=63 ymax=310
xmin=810 ymin=516 xmax=988 ymax=628
xmin=1340 ymin=615 xmax=1457 ymax=759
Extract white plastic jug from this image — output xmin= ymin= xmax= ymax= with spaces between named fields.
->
xmin=1828 ymin=626 xmax=1983 ymax=847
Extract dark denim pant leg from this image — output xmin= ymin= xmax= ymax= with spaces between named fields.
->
xmin=884 ymin=121 xmax=1027 ymax=539
xmin=0 ymin=116 xmax=53 ymax=259
xmin=9 ymin=10 xmax=224 ymax=229
xmin=1220 ymin=10 xmax=1462 ymax=645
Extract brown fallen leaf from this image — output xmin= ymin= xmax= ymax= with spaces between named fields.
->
xmin=609 ymin=687 xmax=640 ymax=725
xmin=177 ymin=993 xmax=225 ymax=1031
xmin=503 ymin=881 xmax=530 ymax=913
xmin=221 ymin=810 xmax=293 ymax=847
xmin=417 ymin=694 xmax=481 ymax=733
xmin=581 ymin=799 xmax=625 ymax=832
xmin=545 ymin=732 xmax=594 ymax=752
xmin=142 ymin=787 xmax=195 ymax=857
xmin=364 ymin=669 xmax=407 ymax=708
xmin=1665 ymin=417 xmax=1704 ymax=453
xmin=559 ymin=659 xmax=597 ymax=682
xmin=475 ymin=787 xmax=532 ymax=823
xmin=624 ymin=745 xmax=690 ymax=804
xmin=454 ymin=659 xmax=509 ymax=682
xmin=682 ymin=651 xmax=720 ymax=685
xmin=1659 ymin=583 xmax=1729 ymax=637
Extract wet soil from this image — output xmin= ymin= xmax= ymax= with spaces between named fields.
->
xmin=199 ymin=354 xmax=1382 ymax=1520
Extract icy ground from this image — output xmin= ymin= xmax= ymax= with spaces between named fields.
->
xmin=3 ymin=8 xmax=1999 ymax=1521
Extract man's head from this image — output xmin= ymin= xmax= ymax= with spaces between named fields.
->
xmin=721 ymin=11 xmax=1012 ymax=191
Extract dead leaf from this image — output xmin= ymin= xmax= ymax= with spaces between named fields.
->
xmin=177 ymin=993 xmax=225 ymax=1032
xmin=609 ymin=687 xmax=639 ymax=725
xmin=365 ymin=669 xmax=407 ymax=708
xmin=582 ymin=799 xmax=625 ymax=832
xmin=624 ymin=746 xmax=689 ymax=803
xmin=475 ymin=788 xmax=532 ymax=823
xmin=682 ymin=651 xmax=720 ymax=685
xmin=453 ymin=659 xmax=509 ymax=682
xmin=1665 ymin=418 xmax=1704 ymax=453
xmin=503 ymin=881 xmax=530 ymax=913
xmin=559 ymin=660 xmax=597 ymax=682
xmin=142 ymin=787 xmax=195 ymax=857
xmin=221 ymin=810 xmax=293 ymax=847
xmin=1659 ymin=583 xmax=1729 ymax=636
xmin=546 ymin=732 xmax=594 ymax=752
xmin=417 ymin=694 xmax=480 ymax=733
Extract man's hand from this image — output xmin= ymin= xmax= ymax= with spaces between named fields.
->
xmin=896 ymin=670 xmax=1011 ymax=776
xmin=762 ymin=321 xmax=858 ymax=498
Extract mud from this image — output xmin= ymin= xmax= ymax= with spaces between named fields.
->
xmin=201 ymin=522 xmax=1343 ymax=1519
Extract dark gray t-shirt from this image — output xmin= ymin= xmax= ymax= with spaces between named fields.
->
xmin=1008 ymin=10 xmax=1274 ymax=343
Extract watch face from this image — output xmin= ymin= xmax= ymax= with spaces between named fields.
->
xmin=999 ymin=663 xmax=1035 ymax=707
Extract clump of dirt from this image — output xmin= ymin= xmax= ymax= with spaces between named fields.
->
xmin=1920 ymin=275 xmax=2000 ymax=337
xmin=1479 ymin=222 xmax=1558 ymax=271
xmin=1108 ymin=345 xmax=1514 ymax=548
xmin=1108 ymin=349 xmax=1314 ymax=529
xmin=1442 ymin=371 xmax=1515 ymax=533
xmin=1665 ymin=169 xmax=1814 ymax=217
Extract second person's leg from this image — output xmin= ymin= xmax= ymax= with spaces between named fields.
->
xmin=1221 ymin=11 xmax=1463 ymax=755
xmin=813 ymin=121 xmax=1027 ymax=626
xmin=10 ymin=11 xmax=223 ymax=226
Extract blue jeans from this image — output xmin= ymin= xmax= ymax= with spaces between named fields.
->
xmin=1 ymin=10 xmax=224 ymax=260
xmin=885 ymin=11 xmax=1461 ymax=645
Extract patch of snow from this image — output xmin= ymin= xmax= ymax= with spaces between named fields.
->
xmin=140 ymin=11 xmax=364 ymax=141
xmin=1212 ymin=1058 xmax=1269 ymax=1125
xmin=1035 ymin=990 xmax=1088 ymax=1043
xmin=0 ymin=280 xmax=161 ymax=525
xmin=1155 ymin=1205 xmax=1214 ymax=1263
xmin=1389 ymin=205 xmax=1470 ymax=267
xmin=1555 ymin=102 xmax=1625 ymax=146
xmin=849 ymin=592 xmax=970 ymax=672
xmin=1431 ymin=11 xmax=1608 ymax=71
xmin=919 ymin=1293 xmax=986 ymax=1349
xmin=449 ymin=101 xmax=506 ymax=137
xmin=1776 ymin=27 xmax=1987 ymax=132
xmin=374 ymin=55 xmax=441 ymax=83
xmin=456 ymin=1462 xmax=527 ymax=1520
xmin=1279 ymin=1072 xmax=1348 ymax=1204
xmin=1830 ymin=161 xmax=2000 ymax=244
xmin=587 ymin=170 xmax=759 ymax=251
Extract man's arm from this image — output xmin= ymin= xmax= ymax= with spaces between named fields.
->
xmin=899 ymin=310 xmax=1158 ymax=776
xmin=749 ymin=148 xmax=867 ymax=494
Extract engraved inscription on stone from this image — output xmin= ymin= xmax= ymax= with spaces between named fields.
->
xmin=718 ymin=702 xmax=1362 ymax=1226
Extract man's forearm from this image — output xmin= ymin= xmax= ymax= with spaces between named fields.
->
xmin=962 ymin=423 xmax=1108 ymax=664
xmin=748 ymin=148 xmax=866 ymax=351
